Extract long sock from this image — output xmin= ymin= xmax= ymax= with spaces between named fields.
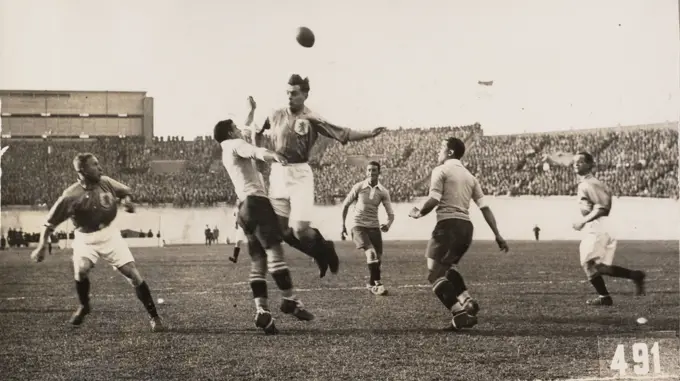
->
xmin=368 ymin=262 xmax=380 ymax=285
xmin=590 ymin=275 xmax=610 ymax=296
xmin=271 ymin=269 xmax=296 ymax=299
xmin=135 ymin=281 xmax=159 ymax=318
xmin=432 ymin=277 xmax=459 ymax=310
xmin=250 ymin=280 xmax=268 ymax=309
xmin=232 ymin=247 xmax=241 ymax=259
xmin=75 ymin=278 xmax=90 ymax=307
xmin=445 ymin=268 xmax=470 ymax=304
xmin=599 ymin=265 xmax=635 ymax=279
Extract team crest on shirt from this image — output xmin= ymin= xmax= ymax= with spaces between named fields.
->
xmin=293 ymin=119 xmax=310 ymax=135
xmin=99 ymin=192 xmax=115 ymax=210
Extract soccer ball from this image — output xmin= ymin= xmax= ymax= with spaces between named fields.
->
xmin=296 ymin=26 xmax=315 ymax=48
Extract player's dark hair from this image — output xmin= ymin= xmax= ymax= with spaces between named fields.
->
xmin=367 ymin=161 xmax=381 ymax=172
xmin=446 ymin=137 xmax=466 ymax=159
xmin=288 ymin=74 xmax=310 ymax=93
xmin=73 ymin=152 xmax=95 ymax=172
xmin=576 ymin=151 xmax=595 ymax=164
xmin=213 ymin=119 xmax=236 ymax=143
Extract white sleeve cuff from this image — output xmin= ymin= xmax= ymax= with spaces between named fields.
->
xmin=474 ymin=197 xmax=488 ymax=209
xmin=429 ymin=191 xmax=442 ymax=201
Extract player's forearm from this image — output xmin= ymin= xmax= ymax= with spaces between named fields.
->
xmin=418 ymin=197 xmax=440 ymax=217
xmin=244 ymin=108 xmax=255 ymax=127
xmin=480 ymin=207 xmax=501 ymax=237
xmin=386 ymin=214 xmax=395 ymax=227
xmin=341 ymin=204 xmax=350 ymax=227
xmin=580 ymin=208 xmax=608 ymax=225
xmin=347 ymin=129 xmax=375 ymax=142
xmin=37 ymin=224 xmax=55 ymax=247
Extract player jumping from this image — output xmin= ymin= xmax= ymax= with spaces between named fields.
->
xmin=409 ymin=137 xmax=509 ymax=331
xmin=341 ymin=161 xmax=395 ymax=295
xmin=571 ymin=152 xmax=646 ymax=306
xmin=29 ymin=153 xmax=164 ymax=332
xmin=251 ymin=75 xmax=387 ymax=278
xmin=215 ymin=118 xmax=314 ymax=334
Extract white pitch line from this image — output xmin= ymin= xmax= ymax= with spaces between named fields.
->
xmin=558 ymin=375 xmax=679 ymax=381
xmin=0 ymin=278 xmax=675 ymax=302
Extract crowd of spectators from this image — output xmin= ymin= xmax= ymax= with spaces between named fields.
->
xmin=1 ymin=124 xmax=677 ymax=207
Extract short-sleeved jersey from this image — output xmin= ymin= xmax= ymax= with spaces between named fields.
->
xmin=343 ymin=179 xmax=395 ymax=228
xmin=258 ymin=106 xmax=351 ymax=164
xmin=220 ymin=139 xmax=268 ymax=201
xmin=46 ymin=176 xmax=131 ymax=233
xmin=428 ymin=159 xmax=486 ymax=222
xmin=577 ymin=174 xmax=612 ymax=217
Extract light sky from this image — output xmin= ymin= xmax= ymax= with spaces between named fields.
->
xmin=1 ymin=0 xmax=678 ymax=138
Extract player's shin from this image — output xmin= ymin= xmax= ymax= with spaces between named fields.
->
xmin=75 ymin=278 xmax=91 ymax=307
xmin=283 ymin=228 xmax=315 ymax=258
xmin=135 ymin=281 xmax=159 ymax=318
xmin=445 ymin=268 xmax=477 ymax=314
xmin=431 ymin=276 xmax=462 ymax=312
xmin=250 ymin=258 xmax=269 ymax=309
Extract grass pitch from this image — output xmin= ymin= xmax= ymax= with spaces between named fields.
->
xmin=0 ymin=240 xmax=677 ymax=381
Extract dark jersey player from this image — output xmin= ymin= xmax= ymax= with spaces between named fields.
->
xmin=251 ymin=74 xmax=387 ymax=278
xmin=30 ymin=153 xmax=164 ymax=332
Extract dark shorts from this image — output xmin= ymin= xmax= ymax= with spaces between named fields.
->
xmin=236 ymin=195 xmax=283 ymax=252
xmin=425 ymin=218 xmax=474 ymax=266
xmin=351 ymin=226 xmax=383 ymax=255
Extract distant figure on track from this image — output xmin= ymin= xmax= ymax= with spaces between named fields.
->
xmin=30 ymin=153 xmax=164 ymax=332
xmin=533 ymin=225 xmax=541 ymax=241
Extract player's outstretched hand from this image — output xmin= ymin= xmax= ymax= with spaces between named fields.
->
xmin=380 ymin=224 xmax=390 ymax=233
xmin=408 ymin=207 xmax=421 ymax=219
xmin=371 ymin=127 xmax=387 ymax=137
xmin=30 ymin=245 xmax=48 ymax=263
xmin=571 ymin=221 xmax=585 ymax=231
xmin=272 ymin=153 xmax=288 ymax=165
xmin=247 ymin=96 xmax=256 ymax=110
xmin=495 ymin=235 xmax=509 ymax=252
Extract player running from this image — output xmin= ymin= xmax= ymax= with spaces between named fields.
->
xmin=251 ymin=75 xmax=387 ymax=278
xmin=409 ymin=137 xmax=509 ymax=331
xmin=228 ymin=206 xmax=246 ymax=263
xmin=341 ymin=161 xmax=395 ymax=295
xmin=571 ymin=152 xmax=646 ymax=306
xmin=29 ymin=153 xmax=164 ymax=332
xmin=215 ymin=118 xmax=314 ymax=335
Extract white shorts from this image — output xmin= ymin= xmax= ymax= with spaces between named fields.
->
xmin=268 ymin=162 xmax=314 ymax=222
xmin=579 ymin=218 xmax=617 ymax=276
xmin=72 ymin=225 xmax=135 ymax=270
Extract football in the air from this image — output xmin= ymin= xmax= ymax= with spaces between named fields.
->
xmin=296 ymin=26 xmax=315 ymax=48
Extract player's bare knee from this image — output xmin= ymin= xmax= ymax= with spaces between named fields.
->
xmin=117 ymin=262 xmax=144 ymax=287
xmin=364 ymin=248 xmax=378 ymax=264
xmin=73 ymin=258 xmax=94 ymax=281
xmin=427 ymin=259 xmax=449 ymax=284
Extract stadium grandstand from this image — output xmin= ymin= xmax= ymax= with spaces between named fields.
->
xmin=1 ymin=91 xmax=678 ymax=209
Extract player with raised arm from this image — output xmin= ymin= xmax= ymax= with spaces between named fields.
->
xmin=251 ymin=75 xmax=387 ymax=278
xmin=571 ymin=152 xmax=646 ymax=306
xmin=29 ymin=153 xmax=164 ymax=332
xmin=215 ymin=118 xmax=314 ymax=335
xmin=409 ymin=137 xmax=509 ymax=331
xmin=228 ymin=206 xmax=246 ymax=263
xmin=341 ymin=161 xmax=395 ymax=295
